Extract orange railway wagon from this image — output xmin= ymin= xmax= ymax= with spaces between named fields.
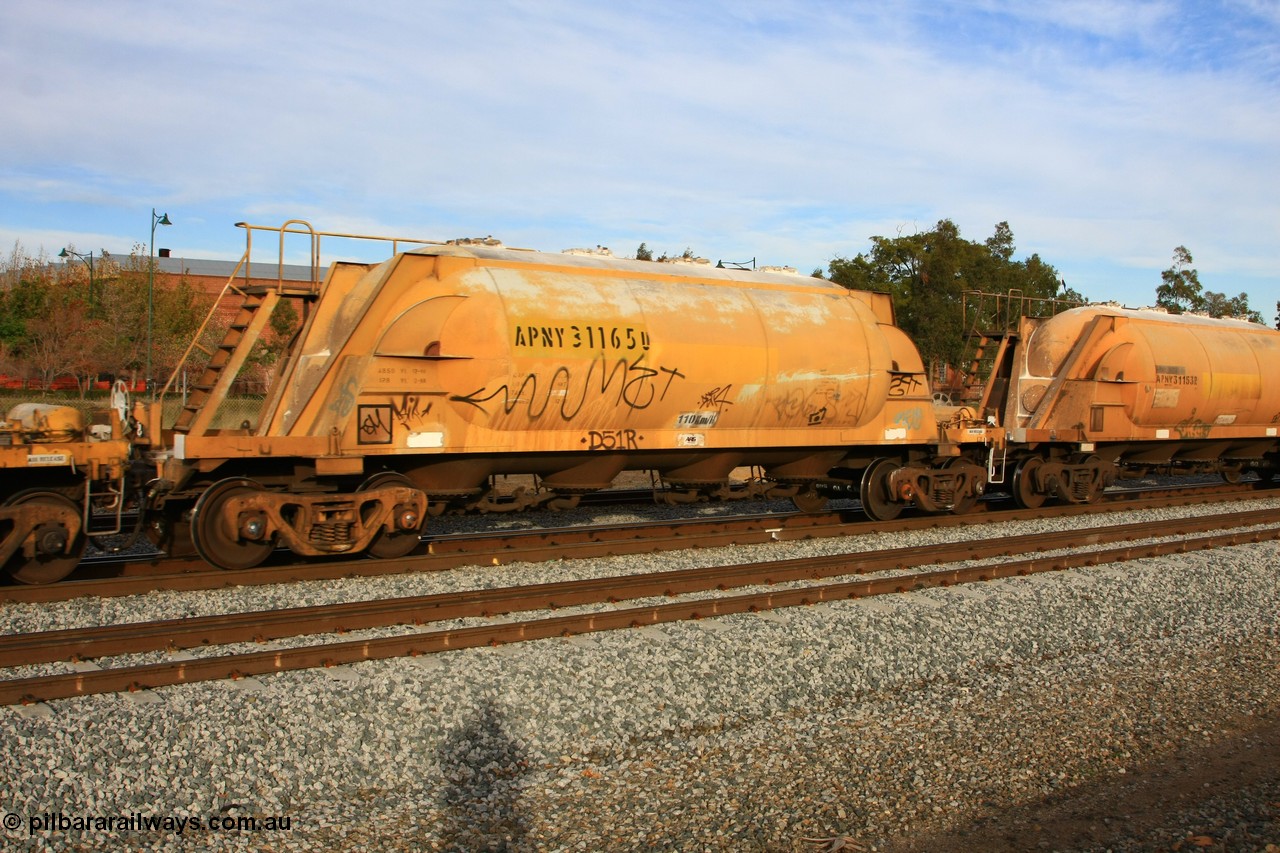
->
xmin=0 ymin=395 xmax=134 ymax=582
xmin=978 ymin=305 xmax=1280 ymax=507
xmin=143 ymin=221 xmax=995 ymax=570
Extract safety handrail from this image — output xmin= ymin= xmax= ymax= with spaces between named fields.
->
xmin=151 ymin=219 xmax=442 ymax=429
xmin=232 ymin=219 xmax=444 ymax=293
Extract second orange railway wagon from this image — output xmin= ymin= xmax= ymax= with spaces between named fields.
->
xmin=151 ymin=232 xmax=994 ymax=570
xmin=0 ymin=399 xmax=133 ymax=583
xmin=978 ymin=305 xmax=1280 ymax=508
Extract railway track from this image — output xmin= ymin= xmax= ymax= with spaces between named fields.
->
xmin=4 ymin=480 xmax=1272 ymax=604
xmin=1 ymin=503 xmax=1277 ymax=705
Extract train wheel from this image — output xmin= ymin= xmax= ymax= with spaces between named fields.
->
xmin=360 ymin=472 xmax=423 ymax=560
xmin=859 ymin=458 xmax=903 ymax=521
xmin=190 ymin=478 xmax=275 ymax=571
xmin=1221 ymin=464 xmax=1244 ymax=485
xmin=3 ymin=490 xmax=84 ymax=584
xmin=791 ymin=487 xmax=828 ymax=514
xmin=1012 ymin=457 xmax=1047 ymax=509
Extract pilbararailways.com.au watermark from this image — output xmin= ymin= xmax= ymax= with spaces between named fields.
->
xmin=5 ymin=810 xmax=293 ymax=837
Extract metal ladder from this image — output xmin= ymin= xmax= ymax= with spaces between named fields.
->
xmin=170 ymin=284 xmax=299 ymax=434
xmin=155 ymin=219 xmax=442 ymax=439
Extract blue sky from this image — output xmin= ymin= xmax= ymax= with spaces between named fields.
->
xmin=2 ymin=0 xmax=1277 ymax=312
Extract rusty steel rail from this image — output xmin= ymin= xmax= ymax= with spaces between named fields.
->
xmin=4 ymin=484 xmax=1275 ymax=604
xmin=3 ymin=507 xmax=1276 ymax=668
xmin=1 ymin=511 xmax=1277 ymax=705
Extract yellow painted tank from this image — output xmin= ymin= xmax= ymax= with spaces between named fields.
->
xmin=258 ymin=244 xmax=937 ymax=493
xmin=4 ymin=403 xmax=86 ymax=442
xmin=1021 ymin=305 xmax=1280 ymax=436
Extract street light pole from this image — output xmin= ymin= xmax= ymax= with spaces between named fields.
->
xmin=58 ymin=248 xmax=98 ymax=314
xmin=148 ymin=208 xmax=172 ymax=396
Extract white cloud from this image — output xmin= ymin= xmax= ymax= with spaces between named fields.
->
xmin=0 ymin=0 xmax=1276 ymax=309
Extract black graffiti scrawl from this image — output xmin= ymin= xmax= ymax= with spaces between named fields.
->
xmin=358 ymin=405 xmax=393 ymax=444
xmin=450 ymin=353 xmax=685 ymax=421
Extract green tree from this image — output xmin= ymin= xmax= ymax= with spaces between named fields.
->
xmin=25 ymin=299 xmax=95 ymax=392
xmin=0 ymin=244 xmax=57 ymax=359
xmin=152 ymin=274 xmax=212 ymax=382
xmin=83 ymin=248 xmax=212 ymax=387
xmin=635 ymin=243 xmax=653 ymax=261
xmin=0 ymin=241 xmax=215 ymax=392
xmin=1202 ymin=290 xmax=1264 ymax=324
xmin=657 ymin=247 xmax=700 ymax=262
xmin=1155 ymin=246 xmax=1204 ymax=314
xmin=0 ymin=243 xmax=76 ymax=390
xmin=827 ymin=220 xmax=1073 ymax=368
xmin=1155 ymin=246 xmax=1263 ymax=323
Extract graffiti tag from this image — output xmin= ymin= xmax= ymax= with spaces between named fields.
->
xmin=451 ymin=353 xmax=685 ymax=421
xmin=330 ymin=377 xmax=361 ymax=418
xmin=892 ymin=407 xmax=924 ymax=431
xmin=769 ymin=384 xmax=866 ymax=426
xmin=888 ymin=373 xmax=924 ymax=398
xmin=1174 ymin=412 xmax=1212 ymax=439
xmin=357 ymin=405 xmax=392 ymax=444
xmin=390 ymin=394 xmax=433 ymax=429
xmin=698 ymin=385 xmax=734 ymax=414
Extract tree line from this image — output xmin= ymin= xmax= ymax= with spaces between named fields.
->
xmin=1154 ymin=245 xmax=1265 ymax=324
xmin=0 ymin=243 xmax=294 ymax=396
